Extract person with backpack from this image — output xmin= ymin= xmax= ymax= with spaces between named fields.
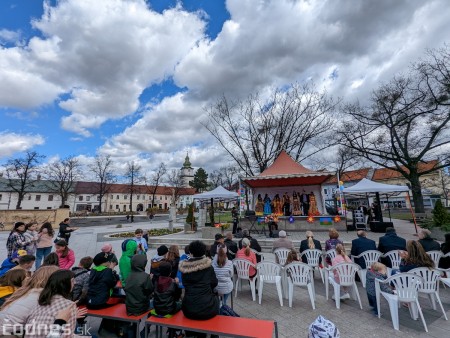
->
xmin=71 ymin=256 xmax=93 ymax=304
xmin=119 ymin=239 xmax=137 ymax=287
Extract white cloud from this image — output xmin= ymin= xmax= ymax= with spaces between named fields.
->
xmin=0 ymin=29 xmax=21 ymax=44
xmin=0 ymin=132 xmax=45 ymax=158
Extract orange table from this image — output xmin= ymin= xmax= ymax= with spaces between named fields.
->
xmin=86 ymin=303 xmax=150 ymax=338
xmin=145 ymin=311 xmax=277 ymax=338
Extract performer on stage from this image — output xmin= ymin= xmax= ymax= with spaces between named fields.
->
xmin=292 ymin=191 xmax=301 ymax=216
xmin=263 ymin=194 xmax=272 ymax=215
xmin=255 ymin=194 xmax=264 ymax=216
xmin=282 ymin=192 xmax=291 ymax=216
xmin=308 ymin=192 xmax=320 ymax=216
xmin=273 ymin=194 xmax=283 ymax=216
xmin=300 ymin=190 xmax=310 ymax=216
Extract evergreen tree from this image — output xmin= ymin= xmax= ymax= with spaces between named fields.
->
xmin=190 ymin=168 xmax=209 ymax=192
xmin=185 ymin=202 xmax=196 ymax=230
xmin=432 ymin=199 xmax=448 ymax=226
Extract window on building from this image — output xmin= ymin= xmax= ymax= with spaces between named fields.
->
xmin=115 ymin=205 xmax=119 ymax=210
xmin=116 ymin=195 xmax=119 ymax=199
xmin=78 ymin=196 xmax=83 ymax=201
xmin=28 ymin=195 xmax=32 ymax=200
xmin=86 ymin=196 xmax=91 ymax=202
xmin=165 ymin=196 xmax=168 ymax=200
xmin=34 ymin=207 xmax=39 ymax=210
xmin=324 ymin=188 xmax=328 ymax=195
xmin=124 ymin=195 xmax=128 ymax=200
xmin=109 ymin=205 xmax=113 ymax=209
xmin=0 ymin=194 xmax=2 ymax=201
xmin=35 ymin=195 xmax=41 ymax=201
xmin=48 ymin=195 xmax=53 ymax=201
xmin=97 ymin=196 xmax=100 ymax=201
xmin=137 ymin=195 xmax=140 ymax=200
xmin=123 ymin=205 xmax=127 ymax=211
xmin=159 ymin=204 xmax=162 ymax=209
xmin=47 ymin=207 xmax=51 ymax=209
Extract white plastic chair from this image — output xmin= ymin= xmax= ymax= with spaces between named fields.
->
xmin=324 ymin=249 xmax=337 ymax=267
xmin=301 ymin=249 xmax=324 ymax=283
xmin=274 ymin=248 xmax=290 ymax=265
xmin=375 ymin=273 xmax=428 ymax=332
xmin=257 ymin=261 xmax=283 ymax=306
xmin=410 ymin=267 xmax=448 ymax=320
xmin=285 ymin=262 xmax=315 ymax=309
xmin=251 ymin=248 xmax=265 ymax=261
xmin=233 ymin=259 xmax=257 ymax=301
xmin=383 ymin=250 xmax=402 ymax=276
xmin=325 ymin=262 xmax=362 ymax=309
xmin=427 ymin=251 xmax=443 ymax=269
xmin=351 ymin=250 xmax=382 ymax=288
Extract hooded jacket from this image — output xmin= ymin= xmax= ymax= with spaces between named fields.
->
xmin=153 ymin=275 xmax=181 ymax=316
xmin=0 ymin=258 xmax=17 ymax=277
xmin=86 ymin=265 xmax=118 ymax=308
xmin=124 ymin=255 xmax=153 ymax=316
xmin=178 ymin=257 xmax=219 ymax=320
xmin=119 ymin=240 xmax=137 ymax=286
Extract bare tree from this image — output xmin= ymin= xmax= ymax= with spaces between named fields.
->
xmin=203 ymin=83 xmax=338 ymax=175
xmin=45 ymin=156 xmax=81 ymax=208
xmin=125 ymin=161 xmax=142 ymax=213
xmin=220 ymin=166 xmax=239 ymax=190
xmin=209 ymin=170 xmax=223 ymax=189
xmin=149 ymin=162 xmax=167 ymax=208
xmin=4 ymin=151 xmax=44 ymax=209
xmin=338 ymin=53 xmax=450 ymax=213
xmin=422 ymin=167 xmax=450 ymax=206
xmin=166 ymin=169 xmax=184 ymax=205
xmin=89 ymin=155 xmax=116 ymax=213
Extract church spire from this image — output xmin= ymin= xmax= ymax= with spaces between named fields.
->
xmin=183 ymin=152 xmax=192 ymax=168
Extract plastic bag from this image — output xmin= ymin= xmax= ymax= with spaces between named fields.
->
xmin=308 ymin=315 xmax=340 ymax=338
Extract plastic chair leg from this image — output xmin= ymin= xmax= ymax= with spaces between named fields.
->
xmin=250 ymin=279 xmax=256 ymax=302
xmin=427 ymin=293 xmax=437 ymax=310
xmin=334 ymin=284 xmax=341 ymax=309
xmin=307 ymin=283 xmax=315 ymax=310
xmin=276 ymin=279 xmax=283 ymax=307
xmin=353 ymin=283 xmax=363 ymax=309
xmin=235 ymin=279 xmax=239 ymax=298
xmin=434 ymin=292 xmax=448 ymax=320
xmin=288 ymin=282 xmax=293 ymax=308
xmin=387 ymin=298 xmax=400 ymax=330
xmin=258 ymin=278 xmax=263 ymax=305
xmin=415 ymin=300 xmax=428 ymax=332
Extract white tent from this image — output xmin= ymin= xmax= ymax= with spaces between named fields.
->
xmin=193 ymin=186 xmax=238 ymax=200
xmin=343 ymin=178 xmax=409 ymax=194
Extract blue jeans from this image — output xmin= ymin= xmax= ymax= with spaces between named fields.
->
xmin=221 ymin=292 xmax=231 ymax=306
xmin=35 ymin=247 xmax=52 ymax=269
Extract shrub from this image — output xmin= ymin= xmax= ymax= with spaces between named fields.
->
xmin=186 ymin=202 xmax=196 ymax=226
xmin=432 ymin=200 xmax=448 ymax=227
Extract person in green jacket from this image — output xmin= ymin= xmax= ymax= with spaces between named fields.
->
xmin=119 ymin=240 xmax=137 ymax=286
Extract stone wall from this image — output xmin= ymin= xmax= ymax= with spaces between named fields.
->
xmin=0 ymin=209 xmax=70 ymax=231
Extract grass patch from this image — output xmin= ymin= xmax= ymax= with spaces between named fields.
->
xmin=109 ymin=228 xmax=183 ymax=238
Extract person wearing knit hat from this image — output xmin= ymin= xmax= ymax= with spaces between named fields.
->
xmin=272 ymin=230 xmax=294 ymax=263
xmin=150 ymin=245 xmax=168 ymax=284
xmin=101 ymin=243 xmax=118 ymax=265
xmin=0 ymin=250 xmax=29 ymax=277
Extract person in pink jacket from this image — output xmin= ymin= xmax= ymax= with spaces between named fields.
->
xmin=54 ymin=240 xmax=75 ymax=270
xmin=331 ymin=244 xmax=352 ymax=300
xmin=236 ymin=238 xmax=257 ymax=278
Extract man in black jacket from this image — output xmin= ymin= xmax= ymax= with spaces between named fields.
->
xmin=58 ymin=218 xmax=78 ymax=244
xmin=378 ymin=227 xmax=406 ymax=267
xmin=350 ymin=231 xmax=377 ymax=269
xmin=418 ymin=229 xmax=441 ymax=252
xmin=210 ymin=233 xmax=225 ymax=257
xmin=238 ymin=229 xmax=262 ymax=262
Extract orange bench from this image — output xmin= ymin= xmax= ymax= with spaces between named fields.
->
xmin=145 ymin=311 xmax=278 ymax=338
xmin=85 ymin=303 xmax=150 ymax=338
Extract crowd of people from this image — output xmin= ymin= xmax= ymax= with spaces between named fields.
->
xmin=1 ymin=217 xmax=449 ymax=337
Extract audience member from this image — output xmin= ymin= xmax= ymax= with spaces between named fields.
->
xmin=23 ymin=222 xmax=39 ymax=255
xmin=153 ymin=261 xmax=182 ymax=316
xmin=398 ymin=240 xmax=434 ymax=272
xmin=26 ymin=270 xmax=77 ymax=338
xmin=366 ymin=262 xmax=393 ymax=315
xmin=101 ymin=243 xmax=118 ymax=265
xmin=54 ymin=239 xmax=75 ymax=270
xmin=6 ymin=222 xmax=32 ymax=258
xmin=87 ymin=252 xmax=120 ymax=309
xmin=71 ymin=256 xmax=93 ymax=304
xmin=134 ymin=228 xmax=148 ymax=254
xmin=325 ymin=228 xmax=343 ymax=265
xmin=224 ymin=232 xmax=238 ymax=261
xmin=238 ymin=229 xmax=262 ymax=262
xmin=176 ymin=245 xmax=190 ymax=289
xmin=418 ymin=229 xmax=440 ymax=252
xmin=350 ymin=231 xmax=377 ymax=269
xmin=13 ymin=255 xmax=35 ymax=276
xmin=124 ymin=254 xmax=154 ymax=316
xmin=178 ymin=240 xmax=219 ymax=324
xmin=150 ymin=245 xmax=168 ymax=284
xmin=165 ymin=245 xmax=180 ymax=279
xmin=210 ymin=233 xmax=225 ymax=257
xmin=236 ymin=238 xmax=257 ymax=279
xmin=378 ymin=227 xmax=406 ymax=267
xmin=0 ymin=250 xmax=27 ymax=277
xmin=119 ymin=239 xmax=137 ymax=286
xmin=331 ymin=244 xmax=352 ymax=300
xmin=42 ymin=252 xmax=59 ymax=267
xmin=440 ymin=233 xmax=450 ymax=269
xmin=36 ymin=222 xmax=54 ymax=269
xmin=0 ymin=269 xmax=28 ymax=306
xmin=272 ymin=230 xmax=294 ymax=252
xmin=0 ymin=266 xmax=59 ymax=333
xmin=299 ymin=231 xmax=322 ymax=264
xmin=285 ymin=249 xmax=300 ymax=265
xmin=212 ymin=244 xmax=233 ymax=306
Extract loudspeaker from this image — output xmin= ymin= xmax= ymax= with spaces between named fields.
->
xmin=270 ymin=230 xmax=279 ymax=238
xmin=245 ymin=210 xmax=256 ymax=216
xmin=370 ymin=221 xmax=394 ymax=233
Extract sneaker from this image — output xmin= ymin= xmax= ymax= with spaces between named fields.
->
xmin=340 ymin=293 xmax=350 ymax=300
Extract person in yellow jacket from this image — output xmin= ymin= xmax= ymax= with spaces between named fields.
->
xmin=0 ymin=269 xmax=28 ymax=306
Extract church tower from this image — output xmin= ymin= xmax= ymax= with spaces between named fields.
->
xmin=180 ymin=153 xmax=194 ymax=188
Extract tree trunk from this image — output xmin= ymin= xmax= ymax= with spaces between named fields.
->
xmin=410 ymin=174 xmax=425 ymax=213
xmin=98 ymin=196 xmax=103 ymax=213
xmin=16 ymin=194 xmax=23 ymax=209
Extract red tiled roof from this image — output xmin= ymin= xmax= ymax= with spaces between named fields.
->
xmin=259 ymin=150 xmax=313 ymax=176
xmin=326 ymin=168 xmax=370 ymax=184
xmin=372 ymin=160 xmax=439 ymax=181
xmin=75 ymin=181 xmax=196 ymax=195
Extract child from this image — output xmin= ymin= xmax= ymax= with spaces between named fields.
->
xmin=153 ymin=261 xmax=182 ymax=316
xmin=101 ymin=243 xmax=118 ymax=265
xmin=366 ymin=262 xmax=394 ymax=315
xmin=331 ymin=244 xmax=352 ymax=300
xmin=0 ymin=269 xmax=28 ymax=306
xmin=71 ymin=256 xmax=93 ymax=304
xmin=119 ymin=240 xmax=137 ymax=286
xmin=23 ymin=222 xmax=39 ymax=255
xmin=0 ymin=250 xmax=27 ymax=277
xmin=12 ymin=255 xmax=36 ymax=276
xmin=285 ymin=249 xmax=300 ymax=265
xmin=134 ymin=229 xmax=148 ymax=254
xmin=150 ymin=245 xmax=168 ymax=284
xmin=86 ymin=252 xmax=119 ymax=309
xmin=124 ymin=255 xmax=153 ymax=316
xmin=176 ymin=245 xmax=190 ymax=289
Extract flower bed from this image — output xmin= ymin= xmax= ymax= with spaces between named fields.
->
xmin=109 ymin=228 xmax=183 ymax=238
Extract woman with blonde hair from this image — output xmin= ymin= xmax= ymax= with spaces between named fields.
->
xmin=299 ymin=231 xmax=322 ymax=264
xmin=236 ymin=238 xmax=257 ymax=279
xmin=0 ymin=266 xmax=59 ymax=332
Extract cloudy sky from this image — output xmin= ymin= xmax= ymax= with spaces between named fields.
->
xmin=1 ymin=0 xmax=449 ymax=176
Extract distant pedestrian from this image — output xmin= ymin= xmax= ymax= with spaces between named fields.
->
xmin=58 ymin=218 xmax=78 ymax=245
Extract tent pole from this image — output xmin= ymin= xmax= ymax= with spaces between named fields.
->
xmin=387 ymin=195 xmax=392 ymax=222
xmin=407 ymin=191 xmax=418 ymax=234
